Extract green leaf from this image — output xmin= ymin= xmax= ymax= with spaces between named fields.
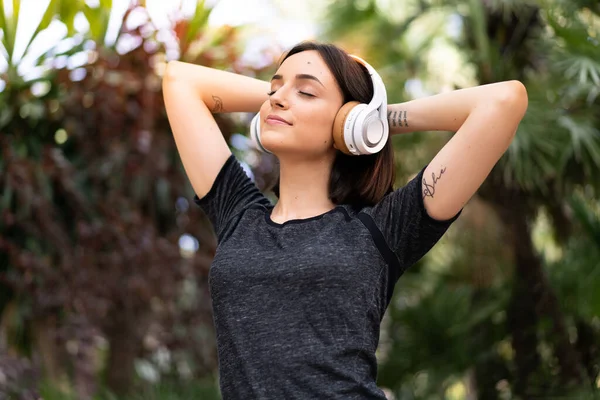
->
xmin=10 ymin=0 xmax=20 ymax=57
xmin=100 ymin=0 xmax=112 ymax=11
xmin=0 ymin=38 xmax=8 ymax=61
xmin=184 ymin=0 xmax=211 ymax=48
xmin=20 ymin=0 xmax=60 ymax=62
xmin=81 ymin=0 xmax=112 ymax=44
xmin=0 ymin=0 xmax=17 ymax=63
xmin=58 ymin=0 xmax=84 ymax=36
xmin=83 ymin=4 xmax=105 ymax=43
xmin=467 ymin=0 xmax=492 ymax=79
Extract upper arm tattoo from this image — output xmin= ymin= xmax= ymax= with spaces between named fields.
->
xmin=211 ymin=95 xmax=224 ymax=113
xmin=422 ymin=167 xmax=446 ymax=199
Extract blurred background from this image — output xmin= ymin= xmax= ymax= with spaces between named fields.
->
xmin=0 ymin=0 xmax=599 ymax=399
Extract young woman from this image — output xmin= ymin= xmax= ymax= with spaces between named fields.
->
xmin=162 ymin=41 xmax=528 ymax=399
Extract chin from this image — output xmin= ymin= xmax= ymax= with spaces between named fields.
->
xmin=260 ymin=129 xmax=289 ymax=150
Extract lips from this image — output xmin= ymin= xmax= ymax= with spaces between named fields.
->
xmin=266 ymin=114 xmax=291 ymax=125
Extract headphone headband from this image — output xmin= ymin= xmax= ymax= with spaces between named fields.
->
xmin=348 ymin=55 xmax=388 ymax=126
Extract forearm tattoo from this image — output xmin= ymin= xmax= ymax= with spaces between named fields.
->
xmin=388 ymin=110 xmax=409 ymax=127
xmin=422 ymin=167 xmax=446 ymax=199
xmin=212 ymin=95 xmax=224 ymax=113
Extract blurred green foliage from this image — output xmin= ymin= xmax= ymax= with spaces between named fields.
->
xmin=325 ymin=0 xmax=600 ymax=398
xmin=0 ymin=0 xmax=273 ymax=398
xmin=0 ymin=0 xmax=599 ymax=399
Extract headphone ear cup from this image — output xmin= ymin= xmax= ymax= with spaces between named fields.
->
xmin=251 ymin=113 xmax=260 ymax=140
xmin=251 ymin=113 xmax=270 ymax=153
xmin=333 ymin=101 xmax=361 ymax=155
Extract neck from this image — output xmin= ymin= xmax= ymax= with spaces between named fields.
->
xmin=272 ymin=155 xmax=336 ymax=223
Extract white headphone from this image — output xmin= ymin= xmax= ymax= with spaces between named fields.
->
xmin=250 ymin=54 xmax=389 ymax=156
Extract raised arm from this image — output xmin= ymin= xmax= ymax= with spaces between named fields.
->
xmin=162 ymin=61 xmax=270 ymax=198
xmin=386 ymin=81 xmax=528 ymax=220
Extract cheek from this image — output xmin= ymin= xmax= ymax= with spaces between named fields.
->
xmin=299 ymin=105 xmax=337 ymax=139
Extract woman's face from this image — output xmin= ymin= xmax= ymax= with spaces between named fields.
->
xmin=258 ymin=50 xmax=344 ymax=158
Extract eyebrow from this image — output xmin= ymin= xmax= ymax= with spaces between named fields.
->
xmin=271 ymin=73 xmax=325 ymax=87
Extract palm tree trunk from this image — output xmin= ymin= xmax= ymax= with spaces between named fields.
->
xmin=472 ymin=337 xmax=507 ymax=399
xmin=545 ymin=194 xmax=573 ymax=245
xmin=505 ymin=218 xmax=542 ymax=395
xmin=574 ymin=318 xmax=600 ymax=387
xmin=30 ymin=313 xmax=71 ymax=393
xmin=490 ymin=189 xmax=584 ymax=393
xmin=71 ymin=318 xmax=100 ymax=400
xmin=104 ymin=311 xmax=144 ymax=396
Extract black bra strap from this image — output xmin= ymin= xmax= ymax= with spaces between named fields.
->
xmin=357 ymin=212 xmax=403 ymax=306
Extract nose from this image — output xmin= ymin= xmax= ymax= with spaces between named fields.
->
xmin=269 ymin=86 xmax=289 ymax=110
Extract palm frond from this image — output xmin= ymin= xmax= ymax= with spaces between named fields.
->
xmin=558 ymin=114 xmax=600 ymax=170
xmin=82 ymin=0 xmax=112 ymax=44
xmin=0 ymin=0 xmax=20 ymax=65
xmin=545 ymin=5 xmax=600 ymax=89
xmin=499 ymin=82 xmax=568 ymax=191
xmin=548 ymin=193 xmax=600 ymax=319
xmin=569 ymin=192 xmax=600 ymax=247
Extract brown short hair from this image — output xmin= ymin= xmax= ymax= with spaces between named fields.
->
xmin=272 ymin=41 xmax=395 ymax=207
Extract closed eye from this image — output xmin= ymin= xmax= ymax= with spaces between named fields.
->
xmin=267 ymin=89 xmax=316 ymax=98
